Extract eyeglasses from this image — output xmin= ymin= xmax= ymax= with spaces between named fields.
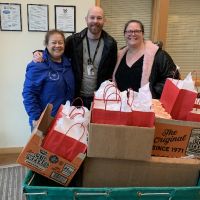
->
xmin=124 ymin=30 xmax=143 ymax=34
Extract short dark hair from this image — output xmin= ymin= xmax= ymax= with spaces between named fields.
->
xmin=44 ymin=29 xmax=65 ymax=46
xmin=123 ymin=20 xmax=144 ymax=34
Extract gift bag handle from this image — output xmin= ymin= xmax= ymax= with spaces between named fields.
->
xmin=69 ymin=107 xmax=85 ymax=119
xmin=69 ymin=97 xmax=85 ymax=119
xmin=105 ymin=92 xmax=122 ymax=111
xmin=103 ymin=83 xmax=120 ymax=101
xmin=71 ymin=97 xmax=84 ymax=106
xmin=65 ymin=122 xmax=85 ymax=141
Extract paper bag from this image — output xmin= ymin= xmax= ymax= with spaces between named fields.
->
xmin=91 ymin=93 xmax=129 ymax=126
xmin=160 ymin=77 xmax=197 ymax=120
xmin=187 ymin=108 xmax=200 ymax=123
xmin=42 ymin=123 xmax=87 ymax=162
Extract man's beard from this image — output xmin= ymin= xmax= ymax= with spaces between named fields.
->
xmin=88 ymin=24 xmax=103 ymax=35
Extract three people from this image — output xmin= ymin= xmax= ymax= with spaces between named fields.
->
xmin=22 ymin=29 xmax=75 ymax=129
xmin=29 ymin=7 xmax=180 ymax=118
xmin=113 ymin=20 xmax=180 ymax=99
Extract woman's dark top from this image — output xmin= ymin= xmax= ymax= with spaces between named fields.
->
xmin=115 ymin=52 xmax=144 ymax=92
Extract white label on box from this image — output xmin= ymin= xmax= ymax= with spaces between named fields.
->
xmin=62 ymin=164 xmax=75 ymax=177
xmin=50 ymin=172 xmax=68 ymax=184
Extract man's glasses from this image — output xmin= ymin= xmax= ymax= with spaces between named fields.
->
xmin=124 ymin=30 xmax=143 ymax=34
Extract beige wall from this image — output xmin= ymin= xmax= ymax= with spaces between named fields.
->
xmin=0 ymin=0 xmax=95 ymax=148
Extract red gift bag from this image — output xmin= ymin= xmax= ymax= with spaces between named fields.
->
xmin=47 ymin=99 xmax=86 ymax=133
xmin=91 ymin=106 xmax=130 ymax=125
xmin=193 ymin=98 xmax=200 ymax=109
xmin=42 ymin=123 xmax=87 ymax=162
xmin=160 ymin=78 xmax=197 ymax=120
xmin=186 ymin=99 xmax=200 ymax=122
xmin=91 ymin=93 xmax=130 ymax=125
xmin=186 ymin=109 xmax=200 ymax=122
xmin=126 ymin=89 xmax=155 ymax=127
xmin=130 ymin=110 xmax=155 ymax=127
xmin=91 ymin=93 xmax=155 ymax=127
xmin=91 ymin=101 xmax=155 ymax=127
xmin=91 ymin=93 xmax=129 ymax=125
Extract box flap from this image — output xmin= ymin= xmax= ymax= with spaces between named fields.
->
xmin=36 ymin=104 xmax=54 ymax=134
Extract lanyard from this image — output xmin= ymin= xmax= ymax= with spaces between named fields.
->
xmin=86 ymin=35 xmax=101 ymax=65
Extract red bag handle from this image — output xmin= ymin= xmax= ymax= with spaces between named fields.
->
xmin=65 ymin=123 xmax=85 ymax=141
xmin=69 ymin=107 xmax=85 ymax=119
xmin=71 ymin=97 xmax=84 ymax=106
xmin=104 ymin=92 xmax=122 ymax=111
xmin=103 ymin=83 xmax=120 ymax=101
xmin=68 ymin=97 xmax=85 ymax=119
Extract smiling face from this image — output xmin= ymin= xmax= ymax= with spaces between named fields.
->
xmin=46 ymin=33 xmax=65 ymax=62
xmin=124 ymin=21 xmax=144 ymax=48
xmin=85 ymin=6 xmax=105 ymax=38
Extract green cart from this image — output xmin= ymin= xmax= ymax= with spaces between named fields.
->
xmin=23 ymin=170 xmax=200 ymax=200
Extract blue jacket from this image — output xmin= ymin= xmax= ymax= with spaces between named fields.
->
xmin=22 ymin=49 xmax=75 ymax=126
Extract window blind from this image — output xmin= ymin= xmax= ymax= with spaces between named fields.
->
xmin=100 ymin=0 xmax=153 ymax=49
xmin=166 ymin=0 xmax=200 ymax=78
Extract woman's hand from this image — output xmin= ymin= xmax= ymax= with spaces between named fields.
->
xmin=33 ymin=51 xmax=43 ymax=63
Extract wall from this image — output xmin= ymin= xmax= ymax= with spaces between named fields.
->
xmin=0 ymin=0 xmax=95 ymax=148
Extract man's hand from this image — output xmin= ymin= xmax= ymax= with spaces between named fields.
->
xmin=32 ymin=120 xmax=39 ymax=128
xmin=33 ymin=51 xmax=43 ymax=63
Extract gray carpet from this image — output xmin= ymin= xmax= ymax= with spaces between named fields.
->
xmin=0 ymin=164 xmax=28 ymax=200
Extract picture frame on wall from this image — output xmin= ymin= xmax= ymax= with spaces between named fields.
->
xmin=0 ymin=3 xmax=22 ymax=31
xmin=55 ymin=5 xmax=76 ymax=33
xmin=27 ymin=4 xmax=49 ymax=32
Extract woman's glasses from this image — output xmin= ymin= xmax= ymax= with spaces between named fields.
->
xmin=124 ymin=30 xmax=143 ymax=34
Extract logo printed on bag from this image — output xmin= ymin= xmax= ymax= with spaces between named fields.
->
xmin=186 ymin=128 xmax=200 ymax=156
xmin=25 ymin=150 xmax=49 ymax=170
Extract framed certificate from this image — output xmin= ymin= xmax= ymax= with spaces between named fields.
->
xmin=0 ymin=3 xmax=22 ymax=31
xmin=27 ymin=4 xmax=49 ymax=32
xmin=55 ymin=5 xmax=76 ymax=33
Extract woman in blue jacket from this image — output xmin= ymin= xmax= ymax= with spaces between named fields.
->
xmin=22 ymin=29 xmax=75 ymax=130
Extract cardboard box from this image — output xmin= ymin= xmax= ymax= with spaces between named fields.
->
xmin=87 ymin=123 xmax=155 ymax=161
xmin=82 ymin=156 xmax=200 ymax=187
xmin=152 ymin=117 xmax=200 ymax=157
xmin=17 ymin=104 xmax=86 ymax=186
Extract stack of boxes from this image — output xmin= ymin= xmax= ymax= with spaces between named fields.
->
xmin=82 ymin=104 xmax=200 ymax=187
